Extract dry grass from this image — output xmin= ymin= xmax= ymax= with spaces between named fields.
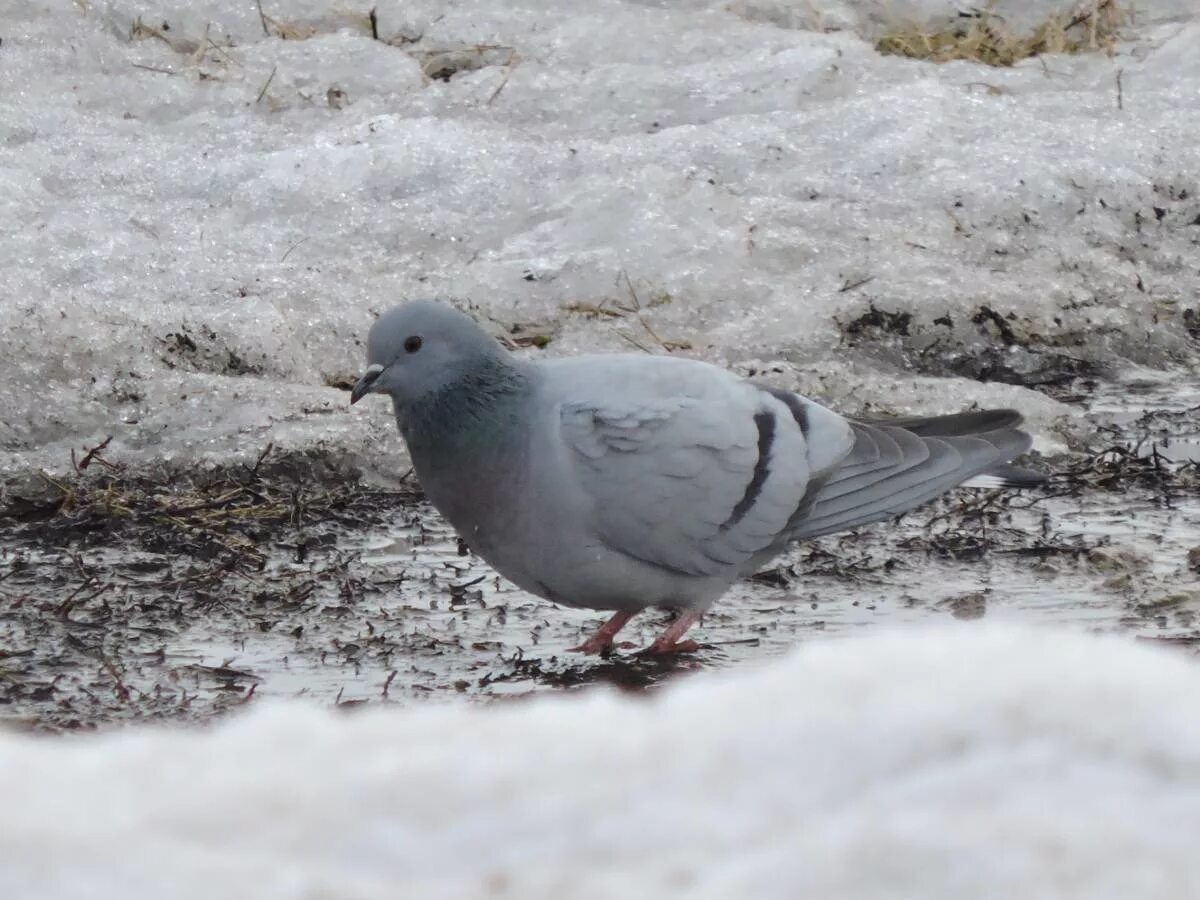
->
xmin=3 ymin=440 xmax=416 ymax=558
xmin=876 ymin=0 xmax=1124 ymax=66
xmin=560 ymin=273 xmax=691 ymax=353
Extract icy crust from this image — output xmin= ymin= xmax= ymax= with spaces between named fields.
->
xmin=731 ymin=0 xmax=1195 ymax=36
xmin=2 ymin=2 xmax=1198 ymax=478
xmin=3 ymin=625 xmax=1200 ymax=899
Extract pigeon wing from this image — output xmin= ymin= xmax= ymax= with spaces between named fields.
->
xmin=554 ymin=359 xmax=830 ymax=578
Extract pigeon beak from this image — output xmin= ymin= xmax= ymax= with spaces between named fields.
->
xmin=350 ymin=364 xmax=385 ymax=405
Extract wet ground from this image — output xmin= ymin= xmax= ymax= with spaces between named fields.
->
xmin=1 ymin=376 xmax=1197 ymax=732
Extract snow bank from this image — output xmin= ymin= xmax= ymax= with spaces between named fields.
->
xmin=2 ymin=1 xmax=1198 ymax=478
xmin=2 ymin=625 xmax=1199 ymax=899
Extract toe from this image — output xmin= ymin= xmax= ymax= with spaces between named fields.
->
xmin=640 ymin=638 xmax=701 ymax=656
xmin=567 ymin=639 xmax=609 ymax=655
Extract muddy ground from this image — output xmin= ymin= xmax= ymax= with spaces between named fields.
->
xmin=1 ymin=377 xmax=1197 ymax=732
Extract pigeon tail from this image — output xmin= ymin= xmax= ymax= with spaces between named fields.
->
xmin=791 ymin=409 xmax=1045 ymax=541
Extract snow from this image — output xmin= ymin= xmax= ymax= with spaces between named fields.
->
xmin=5 ymin=9 xmax=1199 ymax=893
xmin=2 ymin=624 xmax=1199 ymax=898
xmin=1 ymin=0 xmax=1198 ymax=480
xmin=733 ymin=0 xmax=1193 ymax=35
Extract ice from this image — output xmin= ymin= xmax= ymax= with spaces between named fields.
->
xmin=732 ymin=0 xmax=1195 ymax=35
xmin=2 ymin=1 xmax=1198 ymax=481
xmin=2 ymin=624 xmax=1200 ymax=898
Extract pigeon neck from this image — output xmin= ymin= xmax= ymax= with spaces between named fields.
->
xmin=398 ymin=356 xmax=532 ymax=457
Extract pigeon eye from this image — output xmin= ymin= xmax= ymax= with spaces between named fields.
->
xmin=403 ymin=335 xmax=423 ymax=353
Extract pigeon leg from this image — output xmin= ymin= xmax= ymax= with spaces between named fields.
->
xmin=642 ymin=611 xmax=703 ymax=655
xmin=568 ymin=610 xmax=638 ymax=655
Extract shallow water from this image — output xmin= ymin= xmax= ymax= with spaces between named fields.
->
xmin=2 ymin=375 xmax=1196 ymax=731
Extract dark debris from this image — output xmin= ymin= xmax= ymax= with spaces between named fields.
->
xmin=2 ymin=386 xmax=1198 ymax=732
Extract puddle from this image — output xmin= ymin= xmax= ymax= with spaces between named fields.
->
xmin=1 ymin=375 xmax=1197 ymax=731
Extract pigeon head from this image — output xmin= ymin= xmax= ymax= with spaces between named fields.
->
xmin=350 ymin=301 xmax=509 ymax=408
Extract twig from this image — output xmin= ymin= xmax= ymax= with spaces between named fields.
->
xmin=616 ymin=331 xmax=653 ymax=354
xmin=945 ymin=207 xmax=971 ymax=236
xmin=255 ymin=65 xmax=277 ymax=103
xmin=73 ymin=436 xmax=115 ymax=473
xmin=280 ymin=236 xmax=310 ymax=262
xmin=381 ymin=669 xmax=397 ymax=698
xmin=369 ymin=6 xmax=379 ymax=40
xmin=131 ymin=62 xmax=176 ymax=75
xmin=621 ymin=270 xmax=642 ymax=312
xmin=99 ymin=653 xmax=131 ymax=702
xmin=638 ymin=316 xmax=675 ymax=351
xmin=562 ymin=302 xmax=624 ymax=318
xmin=248 ymin=442 xmax=274 ymax=478
xmin=486 ymin=54 xmax=518 ymax=105
xmin=56 ymin=577 xmax=98 ymax=615
xmin=1064 ymin=0 xmax=1114 ymax=33
xmin=205 ymin=36 xmax=239 ymax=67
xmin=289 ymin=485 xmax=304 ymax=528
xmin=1115 ymin=67 xmax=1124 ymax=110
xmin=129 ymin=218 xmax=160 ymax=239
xmin=838 ymin=276 xmax=876 ymax=293
xmin=450 ymin=574 xmax=488 ymax=593
xmin=256 ymin=0 xmax=270 ymax=36
xmin=160 ymin=488 xmax=244 ymax=516
xmin=129 ymin=17 xmax=178 ymax=50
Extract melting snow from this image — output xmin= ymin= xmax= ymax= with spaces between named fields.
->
xmin=1 ymin=0 xmax=1197 ymax=478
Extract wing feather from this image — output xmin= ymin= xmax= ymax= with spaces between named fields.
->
xmin=552 ymin=358 xmax=817 ymax=578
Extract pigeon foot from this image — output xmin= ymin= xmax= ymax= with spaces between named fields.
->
xmin=640 ymin=611 xmax=703 ymax=655
xmin=568 ymin=610 xmax=637 ymax=655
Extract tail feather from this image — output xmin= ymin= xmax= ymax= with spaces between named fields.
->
xmin=961 ymin=463 xmax=1047 ymax=489
xmin=791 ymin=409 xmax=1044 ymax=541
xmin=856 ymin=409 xmax=1024 ymax=438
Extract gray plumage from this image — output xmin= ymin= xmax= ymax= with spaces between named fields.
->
xmin=351 ymin=301 xmax=1044 ymax=651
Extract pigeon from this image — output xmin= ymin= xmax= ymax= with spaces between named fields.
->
xmin=351 ymin=301 xmax=1044 ymax=655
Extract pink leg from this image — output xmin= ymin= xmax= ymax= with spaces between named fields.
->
xmin=569 ymin=610 xmax=638 ymax=655
xmin=642 ymin=611 xmax=704 ymax=655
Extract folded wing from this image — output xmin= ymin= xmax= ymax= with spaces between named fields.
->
xmin=555 ymin=358 xmax=850 ymax=577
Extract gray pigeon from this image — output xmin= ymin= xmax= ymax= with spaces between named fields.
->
xmin=351 ymin=301 xmax=1044 ymax=655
